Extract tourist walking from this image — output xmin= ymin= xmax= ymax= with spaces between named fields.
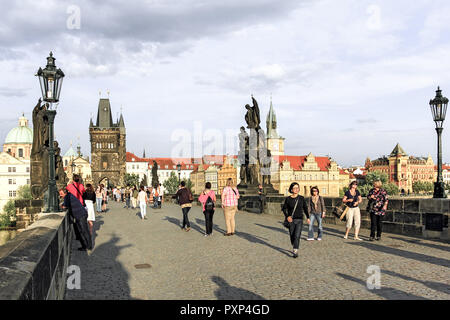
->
xmin=157 ymin=183 xmax=164 ymax=209
xmin=82 ymin=184 xmax=96 ymax=236
xmin=138 ymin=186 xmax=148 ymax=220
xmin=198 ymin=182 xmax=216 ymax=237
xmin=131 ymin=186 xmax=138 ymax=209
xmin=172 ymin=181 xmax=194 ymax=231
xmin=307 ymin=186 xmax=326 ymax=241
xmin=343 ymin=181 xmax=363 ymax=240
xmin=367 ymin=180 xmax=389 ymax=241
xmin=95 ymin=184 xmax=103 ymax=213
xmin=152 ymin=185 xmax=159 ymax=209
xmin=101 ymin=184 xmax=107 ymax=212
xmin=221 ymin=178 xmax=240 ymax=236
xmin=124 ymin=185 xmax=131 ymax=209
xmin=282 ymin=182 xmax=310 ymax=258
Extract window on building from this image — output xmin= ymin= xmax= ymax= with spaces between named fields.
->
xmin=9 ymin=191 xmax=16 ymax=198
xmin=8 ymin=179 xmax=16 ymax=185
xmin=26 ymin=167 xmax=30 ymax=173
xmin=18 ymin=148 xmax=23 ymax=158
xmin=322 ymin=188 xmax=327 ymax=194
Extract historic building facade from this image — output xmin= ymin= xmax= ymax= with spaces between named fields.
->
xmin=63 ymin=143 xmax=92 ymax=184
xmin=366 ymin=143 xmax=436 ymax=193
xmin=0 ymin=115 xmax=32 ymax=212
xmin=3 ymin=115 xmax=32 ymax=159
xmin=89 ymin=98 xmax=126 ymax=188
xmin=270 ymin=153 xmax=344 ymax=197
xmin=217 ymin=156 xmax=238 ymax=194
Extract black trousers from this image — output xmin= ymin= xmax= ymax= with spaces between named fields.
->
xmin=73 ymin=216 xmax=92 ymax=250
xmin=182 ymin=206 xmax=191 ymax=228
xmin=203 ymin=210 xmax=214 ymax=234
xmin=289 ymin=219 xmax=303 ymax=250
xmin=370 ymin=212 xmax=383 ymax=238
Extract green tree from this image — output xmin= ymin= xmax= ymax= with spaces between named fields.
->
xmin=124 ymin=173 xmax=139 ymax=188
xmin=0 ymin=200 xmax=15 ymax=228
xmin=140 ymin=174 xmax=148 ymax=187
xmin=163 ymin=171 xmax=180 ymax=194
xmin=151 ymin=160 xmax=159 ymax=187
xmin=0 ymin=184 xmax=30 ymax=228
xmin=365 ymin=171 xmax=388 ymax=186
xmin=357 ymin=184 xmax=373 ymax=197
xmin=17 ymin=185 xmax=32 ymax=200
xmin=384 ymin=183 xmax=400 ymax=196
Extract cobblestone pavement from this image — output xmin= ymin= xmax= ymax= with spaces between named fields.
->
xmin=65 ymin=201 xmax=450 ymax=300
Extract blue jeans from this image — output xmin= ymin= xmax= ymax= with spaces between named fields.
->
xmin=308 ymin=213 xmax=323 ymax=239
xmin=96 ymin=198 xmax=102 ymax=212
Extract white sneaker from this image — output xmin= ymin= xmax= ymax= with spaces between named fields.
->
xmin=307 ymin=238 xmax=314 ymax=241
xmin=343 ymin=235 xmax=348 ymax=239
xmin=317 ymin=238 xmax=322 ymax=241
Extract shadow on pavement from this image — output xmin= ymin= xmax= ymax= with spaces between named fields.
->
xmin=212 ymin=276 xmax=265 ymax=300
xmin=382 ymin=270 xmax=450 ymax=295
xmin=388 ymin=236 xmax=450 ymax=252
xmin=66 ymin=234 xmax=136 ymax=300
xmin=335 ymin=272 xmax=429 ymax=300
xmin=346 ymin=242 xmax=450 ymax=268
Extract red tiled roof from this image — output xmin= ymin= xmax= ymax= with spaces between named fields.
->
xmin=126 ymin=152 xmax=200 ymax=170
xmin=275 ymin=155 xmax=332 ymax=171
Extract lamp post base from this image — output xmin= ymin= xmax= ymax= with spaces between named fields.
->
xmin=433 ymin=182 xmax=447 ymax=198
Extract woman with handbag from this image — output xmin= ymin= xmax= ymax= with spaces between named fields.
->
xmin=367 ymin=180 xmax=389 ymax=241
xmin=342 ymin=181 xmax=363 ymax=240
xmin=172 ymin=181 xmax=194 ymax=231
xmin=221 ymin=178 xmax=240 ymax=236
xmin=282 ymin=182 xmax=310 ymax=258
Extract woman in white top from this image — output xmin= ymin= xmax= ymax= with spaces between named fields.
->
xmin=82 ymin=184 xmax=97 ymax=235
xmin=138 ymin=186 xmax=148 ymax=220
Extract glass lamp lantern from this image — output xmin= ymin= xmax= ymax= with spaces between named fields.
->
xmin=35 ymin=52 xmax=65 ymax=103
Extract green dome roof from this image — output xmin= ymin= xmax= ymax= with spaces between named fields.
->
xmin=4 ymin=116 xmax=33 ymax=144
xmin=64 ymin=146 xmax=77 ymax=157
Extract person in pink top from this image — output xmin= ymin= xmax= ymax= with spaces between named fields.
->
xmin=198 ymin=182 xmax=216 ymax=237
xmin=221 ymin=178 xmax=240 ymax=236
xmin=66 ymin=174 xmax=86 ymax=206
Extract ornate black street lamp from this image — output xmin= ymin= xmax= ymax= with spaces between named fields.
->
xmin=176 ymin=163 xmax=182 ymax=184
xmin=36 ymin=52 xmax=65 ymax=212
xmin=429 ymin=86 xmax=448 ymax=198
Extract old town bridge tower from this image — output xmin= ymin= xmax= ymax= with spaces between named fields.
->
xmin=89 ymin=98 xmax=126 ymax=187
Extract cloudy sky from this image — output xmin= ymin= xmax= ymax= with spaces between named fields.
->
xmin=1 ymin=0 xmax=450 ymax=167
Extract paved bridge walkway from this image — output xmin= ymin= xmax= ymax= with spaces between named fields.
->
xmin=65 ymin=201 xmax=450 ymax=300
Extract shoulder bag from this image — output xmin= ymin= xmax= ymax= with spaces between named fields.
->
xmin=283 ymin=197 xmax=299 ymax=228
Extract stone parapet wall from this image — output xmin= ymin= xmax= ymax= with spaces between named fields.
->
xmin=263 ymin=196 xmax=449 ymax=240
xmin=0 ymin=211 xmax=73 ymax=299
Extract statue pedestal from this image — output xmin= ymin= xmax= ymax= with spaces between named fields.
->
xmin=237 ymin=183 xmax=279 ymax=214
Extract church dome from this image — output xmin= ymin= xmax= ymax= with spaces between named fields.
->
xmin=4 ymin=115 xmax=33 ymax=144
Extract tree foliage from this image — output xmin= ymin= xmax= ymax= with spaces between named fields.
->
xmin=365 ymin=171 xmax=388 ymax=185
xmin=163 ymin=171 xmax=192 ymax=194
xmin=412 ymin=181 xmax=434 ymax=193
xmin=0 ymin=185 xmax=31 ymax=228
xmin=348 ymin=171 xmax=398 ymax=197
xmin=124 ymin=173 xmax=140 ymax=188
xmin=163 ymin=171 xmax=180 ymax=194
